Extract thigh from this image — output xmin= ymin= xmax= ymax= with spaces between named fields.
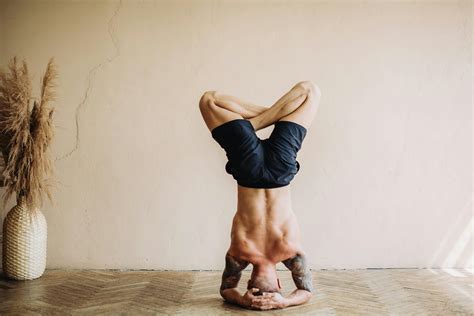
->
xmin=277 ymin=90 xmax=319 ymax=130
xmin=267 ymin=120 xmax=307 ymax=161
xmin=211 ymin=119 xmax=263 ymax=175
xmin=264 ymin=120 xmax=307 ymax=180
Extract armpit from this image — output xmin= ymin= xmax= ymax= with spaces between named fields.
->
xmin=282 ymin=254 xmax=314 ymax=293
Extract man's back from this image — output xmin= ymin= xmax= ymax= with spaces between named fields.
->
xmin=228 ymin=185 xmax=303 ymax=265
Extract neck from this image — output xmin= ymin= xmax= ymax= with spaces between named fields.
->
xmin=252 ymin=262 xmax=276 ymax=277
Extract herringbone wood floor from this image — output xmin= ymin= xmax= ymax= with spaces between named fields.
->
xmin=0 ymin=269 xmax=472 ymax=315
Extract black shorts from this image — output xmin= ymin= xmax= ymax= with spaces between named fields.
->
xmin=211 ymin=119 xmax=307 ymax=188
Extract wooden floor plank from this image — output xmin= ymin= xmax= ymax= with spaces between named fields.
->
xmin=0 ymin=269 xmax=472 ymax=315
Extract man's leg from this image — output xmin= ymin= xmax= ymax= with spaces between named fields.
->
xmin=249 ymin=81 xmax=321 ymax=131
xmin=199 ymin=90 xmax=268 ymax=132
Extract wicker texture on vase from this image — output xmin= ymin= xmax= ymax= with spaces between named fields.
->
xmin=2 ymin=195 xmax=47 ymax=280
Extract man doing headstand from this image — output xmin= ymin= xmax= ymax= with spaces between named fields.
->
xmin=199 ymin=81 xmax=321 ymax=310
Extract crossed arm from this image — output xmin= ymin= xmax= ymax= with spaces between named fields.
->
xmin=219 ymin=253 xmax=314 ymax=310
xmin=281 ymin=254 xmax=314 ymax=307
xmin=250 ymin=254 xmax=314 ymax=310
xmin=219 ymin=253 xmax=252 ymax=307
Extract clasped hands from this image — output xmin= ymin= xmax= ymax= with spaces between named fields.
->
xmin=241 ymin=288 xmax=288 ymax=311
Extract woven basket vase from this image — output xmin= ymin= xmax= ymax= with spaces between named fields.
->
xmin=2 ymin=195 xmax=47 ymax=280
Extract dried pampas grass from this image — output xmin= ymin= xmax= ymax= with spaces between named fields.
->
xmin=0 ymin=56 xmax=57 ymax=210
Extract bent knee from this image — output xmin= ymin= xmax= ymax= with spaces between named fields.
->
xmin=199 ymin=90 xmax=218 ymax=111
xmin=295 ymin=81 xmax=321 ymax=98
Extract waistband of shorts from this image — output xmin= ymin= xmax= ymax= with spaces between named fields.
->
xmin=274 ymin=120 xmax=307 ymax=133
xmin=237 ymin=181 xmax=290 ymax=189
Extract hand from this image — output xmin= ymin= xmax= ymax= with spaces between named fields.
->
xmin=250 ymin=292 xmax=288 ymax=310
xmin=240 ymin=288 xmax=261 ymax=308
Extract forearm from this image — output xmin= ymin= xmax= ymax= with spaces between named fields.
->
xmin=281 ymin=254 xmax=314 ymax=307
xmin=284 ymin=289 xmax=313 ymax=307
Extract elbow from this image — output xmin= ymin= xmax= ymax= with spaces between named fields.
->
xmin=299 ymin=288 xmax=313 ymax=297
xmin=299 ymin=289 xmax=313 ymax=304
xmin=219 ymin=287 xmax=231 ymax=300
xmin=298 ymin=287 xmax=314 ymax=301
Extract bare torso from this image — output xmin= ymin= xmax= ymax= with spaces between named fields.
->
xmin=200 ymin=81 xmax=320 ymax=309
xmin=227 ymin=185 xmax=304 ymax=265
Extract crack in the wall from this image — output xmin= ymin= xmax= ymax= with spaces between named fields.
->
xmin=55 ymin=0 xmax=122 ymax=161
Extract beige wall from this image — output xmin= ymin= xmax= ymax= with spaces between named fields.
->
xmin=0 ymin=0 xmax=471 ymax=270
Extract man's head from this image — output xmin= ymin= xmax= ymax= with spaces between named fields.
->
xmin=247 ymin=264 xmax=282 ymax=294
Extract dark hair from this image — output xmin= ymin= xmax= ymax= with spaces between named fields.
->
xmin=247 ymin=275 xmax=281 ymax=293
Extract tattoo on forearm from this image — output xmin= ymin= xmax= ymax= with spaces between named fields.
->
xmin=282 ymin=254 xmax=314 ymax=293
xmin=220 ymin=254 xmax=249 ymax=292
